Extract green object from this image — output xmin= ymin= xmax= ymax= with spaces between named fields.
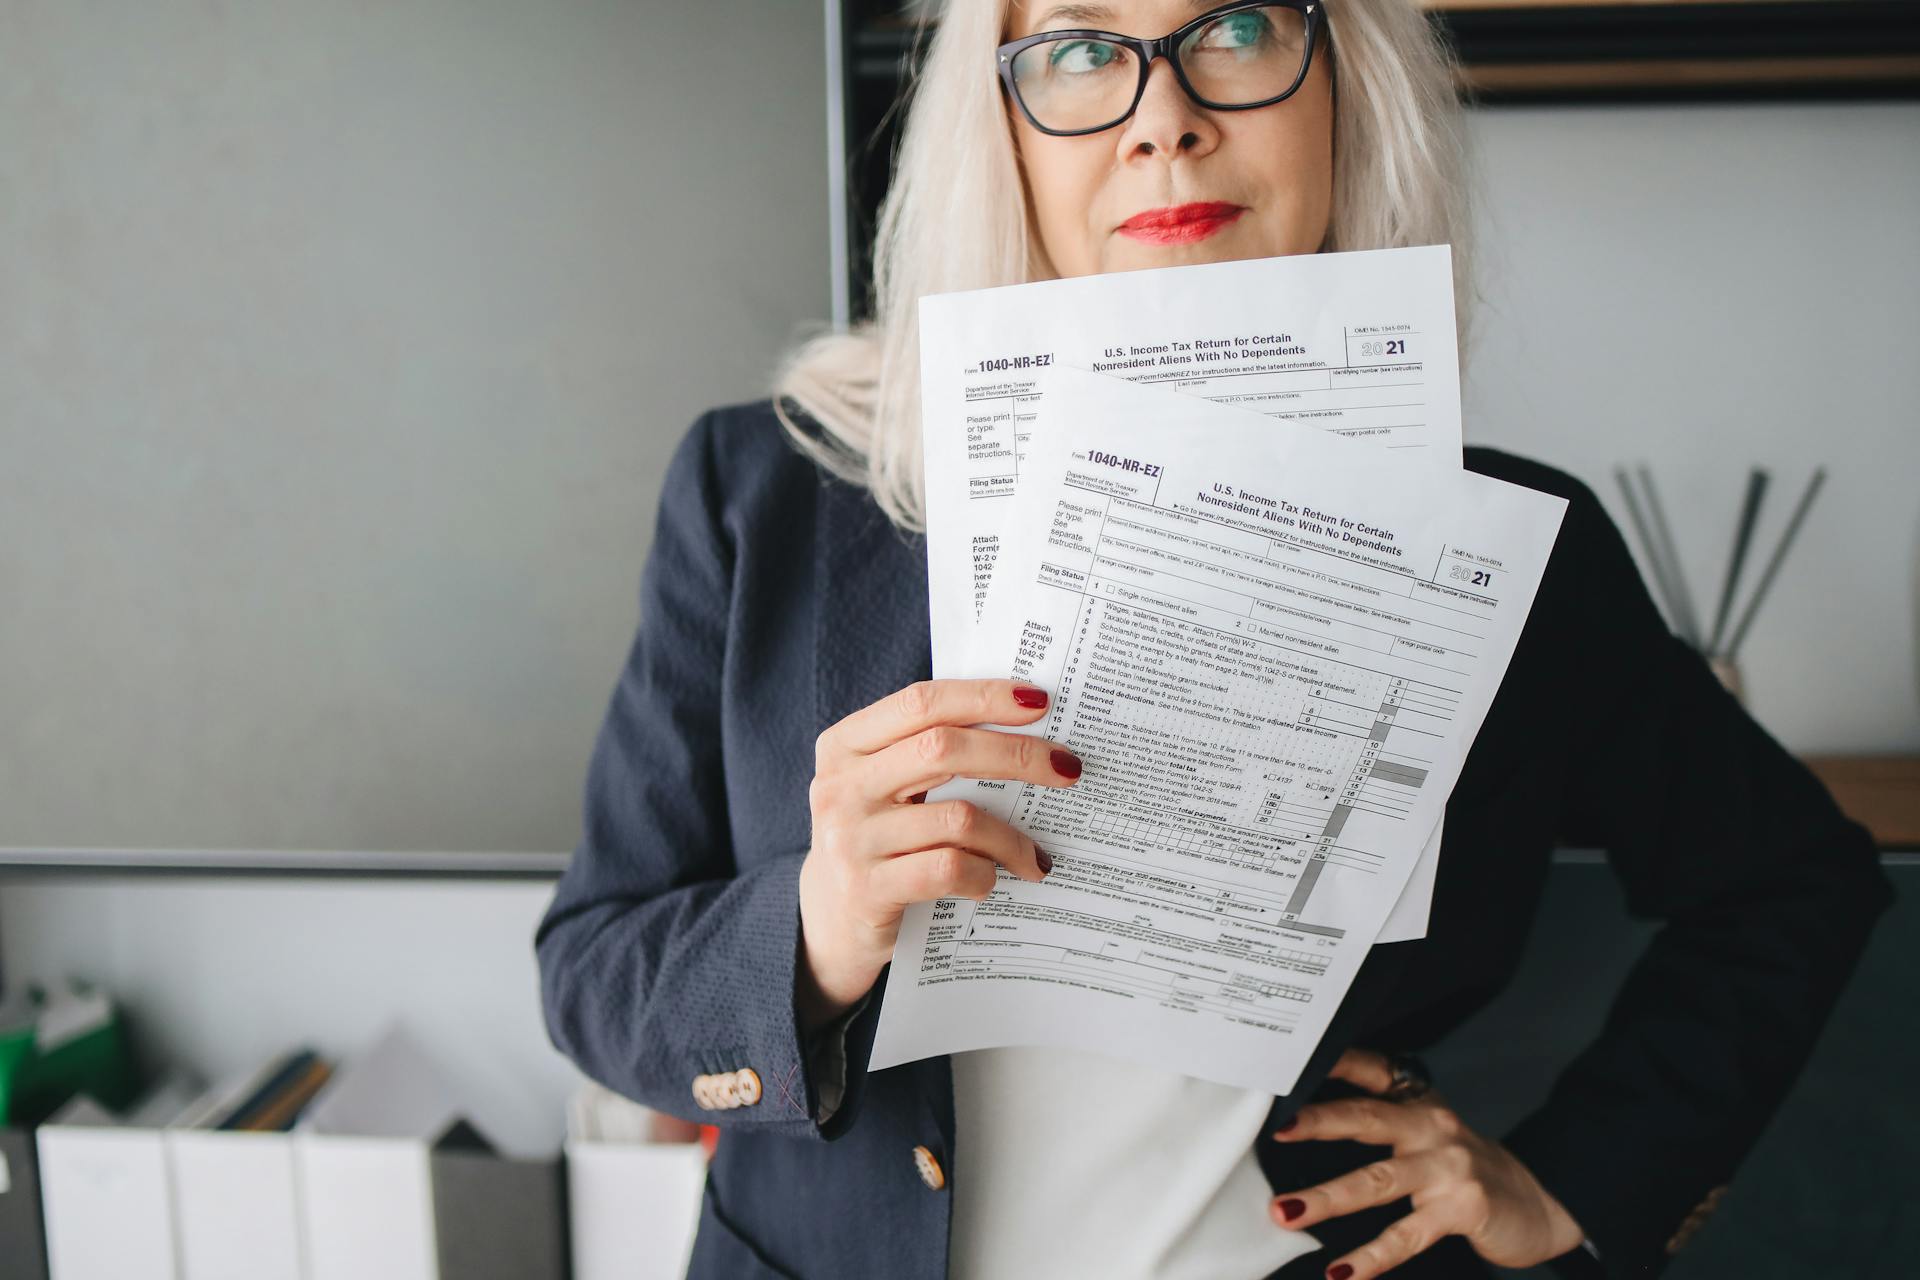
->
xmin=0 ymin=978 xmax=139 ymax=1128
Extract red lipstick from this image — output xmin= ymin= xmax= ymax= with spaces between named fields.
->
xmin=1115 ymin=201 xmax=1246 ymax=245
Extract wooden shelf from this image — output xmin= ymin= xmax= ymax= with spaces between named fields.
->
xmin=1804 ymin=755 xmax=1920 ymax=853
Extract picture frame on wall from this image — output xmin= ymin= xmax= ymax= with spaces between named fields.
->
xmin=1434 ymin=0 xmax=1920 ymax=103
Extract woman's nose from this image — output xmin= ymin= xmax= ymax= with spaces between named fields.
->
xmin=1115 ymin=57 xmax=1220 ymax=161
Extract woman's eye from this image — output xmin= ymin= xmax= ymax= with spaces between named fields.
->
xmin=1048 ymin=39 xmax=1123 ymax=73
xmin=1193 ymin=12 xmax=1268 ymax=51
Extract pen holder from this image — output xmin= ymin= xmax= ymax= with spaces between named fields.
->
xmin=1707 ymin=655 xmax=1745 ymax=706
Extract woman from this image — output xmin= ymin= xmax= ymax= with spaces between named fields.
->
xmin=534 ymin=2 xmax=1895 ymax=1277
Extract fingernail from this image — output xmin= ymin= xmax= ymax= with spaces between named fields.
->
xmin=1036 ymin=848 xmax=1054 ymax=875
xmin=1278 ymin=1197 xmax=1305 ymax=1222
xmin=1274 ymin=1115 xmax=1298 ymax=1133
xmin=1012 ymin=685 xmax=1049 ymax=708
xmin=1327 ymin=1265 xmax=1354 ymax=1280
xmin=1050 ymin=749 xmax=1082 ymax=779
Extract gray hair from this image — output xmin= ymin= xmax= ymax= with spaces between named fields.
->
xmin=770 ymin=0 xmax=1479 ymax=534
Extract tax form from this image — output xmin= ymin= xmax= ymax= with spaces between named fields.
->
xmin=869 ymin=366 xmax=1567 ymax=1094
xmin=919 ymin=245 xmax=1461 ymax=940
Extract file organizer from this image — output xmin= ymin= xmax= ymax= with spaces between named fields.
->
xmin=1 ymin=980 xmax=140 ymax=1131
xmin=0 ymin=1124 xmax=51 ymax=1280
xmin=292 ymin=1025 xmax=465 ymax=1280
xmin=167 ymin=1124 xmax=302 ymax=1280
xmin=565 ymin=1136 xmax=707 ymax=1280
xmin=429 ymin=1119 xmax=565 ymax=1280
xmin=35 ymin=1078 xmax=203 ymax=1280
xmin=165 ymin=1057 xmax=316 ymax=1280
xmin=26 ymin=1028 xmax=690 ymax=1280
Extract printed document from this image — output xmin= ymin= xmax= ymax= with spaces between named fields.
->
xmin=871 ymin=366 xmax=1566 ymax=1094
xmin=921 ymin=244 xmax=1461 ymax=642
xmin=920 ymin=245 xmax=1462 ymax=940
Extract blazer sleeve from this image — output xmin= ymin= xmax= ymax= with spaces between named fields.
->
xmin=533 ymin=410 xmax=834 ymax=1141
xmin=1498 ymin=475 xmax=1898 ymax=1277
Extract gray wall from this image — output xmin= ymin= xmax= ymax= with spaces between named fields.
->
xmin=0 ymin=0 xmax=830 ymax=854
xmin=1463 ymin=101 xmax=1920 ymax=753
xmin=0 ymin=875 xmax=573 ymax=1156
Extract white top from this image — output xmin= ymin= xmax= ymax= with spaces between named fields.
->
xmin=947 ymin=1045 xmax=1323 ymax=1279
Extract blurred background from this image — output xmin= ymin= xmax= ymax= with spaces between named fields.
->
xmin=1 ymin=2 xmax=1915 ymax=1276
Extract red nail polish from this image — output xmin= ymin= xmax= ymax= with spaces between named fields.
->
xmin=1274 ymin=1115 xmax=1298 ymax=1133
xmin=1050 ymin=749 xmax=1082 ymax=779
xmin=1037 ymin=849 xmax=1054 ymax=875
xmin=1328 ymin=1265 xmax=1354 ymax=1280
xmin=1278 ymin=1197 xmax=1305 ymax=1222
xmin=1012 ymin=685 xmax=1049 ymax=708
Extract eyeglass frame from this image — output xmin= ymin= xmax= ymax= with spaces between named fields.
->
xmin=995 ymin=0 xmax=1326 ymax=138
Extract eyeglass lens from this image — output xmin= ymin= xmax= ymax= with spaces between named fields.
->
xmin=1009 ymin=4 xmax=1309 ymax=134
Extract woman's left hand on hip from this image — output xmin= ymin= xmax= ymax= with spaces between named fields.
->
xmin=1267 ymin=1046 xmax=1587 ymax=1278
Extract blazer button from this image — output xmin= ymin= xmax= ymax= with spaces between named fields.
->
xmin=912 ymin=1144 xmax=946 ymax=1191
xmin=715 ymin=1073 xmax=741 ymax=1108
xmin=735 ymin=1067 xmax=762 ymax=1105
xmin=691 ymin=1074 xmax=714 ymax=1110
xmin=1665 ymin=1182 xmax=1729 ymax=1255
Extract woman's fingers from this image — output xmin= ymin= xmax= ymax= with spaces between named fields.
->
xmin=861 ymin=723 xmax=1082 ymax=803
xmin=1270 ymin=1148 xmax=1457 ymax=1232
xmin=1272 ymin=1095 xmax=1454 ymax=1149
xmin=1326 ymin=1045 xmax=1398 ymax=1094
xmin=1305 ymin=1204 xmax=1456 ymax=1280
xmin=858 ymin=800 xmax=1049 ymax=882
xmin=1266 ymin=1050 xmax=1580 ymax=1275
xmin=817 ymin=678 xmax=1050 ymax=760
xmin=800 ymin=681 xmax=1061 ymax=1017
xmin=868 ymin=845 xmax=1003 ymax=905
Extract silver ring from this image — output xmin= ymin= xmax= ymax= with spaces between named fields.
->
xmin=1381 ymin=1051 xmax=1432 ymax=1102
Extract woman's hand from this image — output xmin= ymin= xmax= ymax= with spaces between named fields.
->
xmin=1268 ymin=1047 xmax=1587 ymax=1278
xmin=796 ymin=678 xmax=1082 ymax=1033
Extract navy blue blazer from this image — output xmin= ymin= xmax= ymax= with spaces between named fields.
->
xmin=533 ymin=398 xmax=1895 ymax=1280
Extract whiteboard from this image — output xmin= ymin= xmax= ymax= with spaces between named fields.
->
xmin=0 ymin=0 xmax=828 ymax=855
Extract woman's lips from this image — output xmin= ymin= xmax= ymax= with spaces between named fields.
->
xmin=1115 ymin=201 xmax=1247 ymax=245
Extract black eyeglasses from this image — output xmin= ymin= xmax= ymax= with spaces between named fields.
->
xmin=996 ymin=1 xmax=1325 ymax=138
